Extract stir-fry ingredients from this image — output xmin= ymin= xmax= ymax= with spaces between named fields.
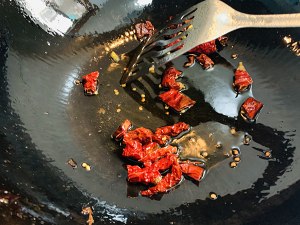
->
xmin=233 ymin=62 xmax=253 ymax=94
xmin=179 ymin=161 xmax=205 ymax=181
xmin=135 ymin=21 xmax=155 ymax=40
xmin=188 ymin=40 xmax=217 ymax=55
xmin=112 ymin=119 xmax=132 ymax=141
xmin=184 ymin=37 xmax=228 ymax=70
xmin=159 ymin=89 xmax=196 ymax=113
xmin=240 ymin=97 xmax=264 ymax=122
xmin=113 ymin=120 xmax=205 ymax=197
xmin=161 ymin=67 xmax=184 ymax=90
xmin=196 ymin=54 xmax=214 ymax=70
xmin=81 ymin=71 xmax=99 ymax=96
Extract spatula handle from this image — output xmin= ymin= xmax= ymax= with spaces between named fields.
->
xmin=235 ymin=12 xmax=300 ymax=28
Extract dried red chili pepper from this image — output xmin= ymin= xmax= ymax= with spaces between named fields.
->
xmin=151 ymin=153 xmax=178 ymax=171
xmin=82 ymin=71 xmax=99 ymax=95
xmin=159 ymin=89 xmax=196 ymax=113
xmin=196 ymin=54 xmax=214 ymax=70
xmin=188 ymin=40 xmax=217 ymax=55
xmin=240 ymin=97 xmax=263 ymax=122
xmin=233 ymin=62 xmax=253 ymax=94
xmin=155 ymin=122 xmax=190 ymax=137
xmin=180 ymin=162 xmax=205 ymax=181
xmin=127 ymin=165 xmax=162 ymax=185
xmin=123 ymin=127 xmax=153 ymax=145
xmin=140 ymin=146 xmax=177 ymax=164
xmin=135 ymin=21 xmax=155 ymax=40
xmin=112 ymin=119 xmax=132 ymax=141
xmin=141 ymin=159 xmax=182 ymax=196
xmin=122 ymin=139 xmax=144 ymax=160
xmin=161 ymin=67 xmax=184 ymax=90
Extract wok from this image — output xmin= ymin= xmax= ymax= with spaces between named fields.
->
xmin=0 ymin=0 xmax=300 ymax=224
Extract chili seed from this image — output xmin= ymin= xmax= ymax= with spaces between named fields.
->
xmin=231 ymin=53 xmax=238 ymax=59
xmin=231 ymin=148 xmax=240 ymax=156
xmin=81 ymin=162 xmax=91 ymax=171
xmin=67 ymin=158 xmax=77 ymax=169
xmin=116 ymin=108 xmax=121 ymax=113
xmin=149 ymin=65 xmax=155 ymax=74
xmin=230 ymin=127 xmax=237 ymax=135
xmin=201 ymin=151 xmax=208 ymax=157
xmin=264 ymin=150 xmax=272 ymax=158
xmin=230 ymin=161 xmax=237 ymax=168
xmin=243 ymin=134 xmax=251 ymax=145
xmin=74 ymin=80 xmax=81 ymax=85
xmin=233 ymin=157 xmax=241 ymax=162
xmin=139 ymin=106 xmax=143 ymax=111
xmin=215 ymin=141 xmax=222 ymax=149
xmin=209 ymin=192 xmax=218 ymax=200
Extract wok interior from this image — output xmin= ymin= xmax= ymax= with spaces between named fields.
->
xmin=0 ymin=0 xmax=300 ymax=224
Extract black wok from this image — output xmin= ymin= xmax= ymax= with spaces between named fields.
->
xmin=0 ymin=0 xmax=300 ymax=224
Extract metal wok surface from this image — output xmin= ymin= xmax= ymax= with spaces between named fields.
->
xmin=0 ymin=0 xmax=300 ymax=224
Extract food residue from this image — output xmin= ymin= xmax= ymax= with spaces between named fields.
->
xmin=81 ymin=207 xmax=94 ymax=225
xmin=113 ymin=120 xmax=205 ymax=196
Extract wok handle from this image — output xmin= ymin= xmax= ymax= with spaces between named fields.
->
xmin=235 ymin=12 xmax=300 ymax=28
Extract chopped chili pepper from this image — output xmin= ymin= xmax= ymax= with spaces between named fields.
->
xmin=152 ymin=122 xmax=190 ymax=145
xmin=184 ymin=55 xmax=196 ymax=68
xmin=140 ymin=146 xmax=177 ymax=163
xmin=188 ymin=40 xmax=217 ymax=55
xmin=196 ymin=54 xmax=214 ymax=70
xmin=122 ymin=139 xmax=144 ymax=160
xmin=151 ymin=153 xmax=178 ymax=171
xmin=112 ymin=119 xmax=132 ymax=141
xmin=159 ymin=89 xmax=196 ymax=113
xmin=127 ymin=165 xmax=162 ymax=185
xmin=141 ymin=158 xmax=182 ymax=196
xmin=233 ymin=62 xmax=253 ymax=94
xmin=155 ymin=122 xmax=190 ymax=137
xmin=123 ymin=127 xmax=153 ymax=145
xmin=240 ymin=97 xmax=263 ymax=122
xmin=161 ymin=67 xmax=184 ymax=90
xmin=135 ymin=21 xmax=155 ymax=40
xmin=81 ymin=71 xmax=99 ymax=96
xmin=180 ymin=162 xmax=205 ymax=181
